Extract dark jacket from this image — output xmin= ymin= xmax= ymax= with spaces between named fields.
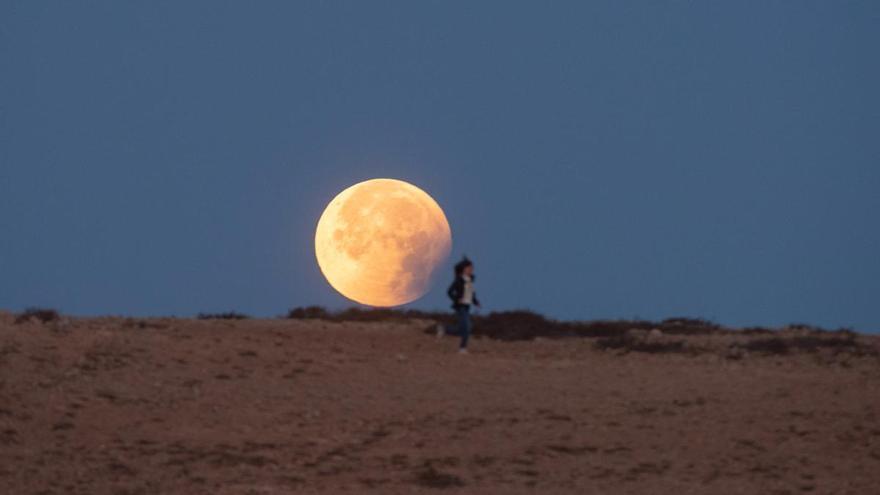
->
xmin=447 ymin=275 xmax=479 ymax=309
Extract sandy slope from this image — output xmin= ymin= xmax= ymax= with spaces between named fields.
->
xmin=1 ymin=314 xmax=879 ymax=494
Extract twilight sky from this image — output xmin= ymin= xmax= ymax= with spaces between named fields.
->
xmin=2 ymin=2 xmax=878 ymax=331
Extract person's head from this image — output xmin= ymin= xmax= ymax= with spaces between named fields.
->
xmin=454 ymin=257 xmax=474 ymax=277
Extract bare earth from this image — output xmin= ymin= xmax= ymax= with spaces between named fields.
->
xmin=1 ymin=313 xmax=879 ymax=494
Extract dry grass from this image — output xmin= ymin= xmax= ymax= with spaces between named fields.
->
xmin=1 ymin=314 xmax=878 ymax=494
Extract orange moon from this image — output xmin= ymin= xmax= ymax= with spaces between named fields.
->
xmin=314 ymin=178 xmax=452 ymax=307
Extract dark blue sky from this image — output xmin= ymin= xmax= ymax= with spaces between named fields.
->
xmin=2 ymin=2 xmax=878 ymax=331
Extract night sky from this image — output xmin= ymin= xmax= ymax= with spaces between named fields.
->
xmin=2 ymin=2 xmax=878 ymax=331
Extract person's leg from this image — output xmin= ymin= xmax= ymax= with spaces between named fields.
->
xmin=443 ymin=312 xmax=461 ymax=336
xmin=458 ymin=306 xmax=471 ymax=349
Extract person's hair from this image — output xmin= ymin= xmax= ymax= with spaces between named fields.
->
xmin=454 ymin=256 xmax=473 ymax=276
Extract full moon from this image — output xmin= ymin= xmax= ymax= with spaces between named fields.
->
xmin=314 ymin=178 xmax=452 ymax=307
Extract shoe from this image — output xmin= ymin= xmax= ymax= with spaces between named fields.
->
xmin=458 ymin=348 xmax=468 ymax=355
xmin=436 ymin=323 xmax=445 ymax=339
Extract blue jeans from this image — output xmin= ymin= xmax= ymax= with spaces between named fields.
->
xmin=445 ymin=305 xmax=472 ymax=349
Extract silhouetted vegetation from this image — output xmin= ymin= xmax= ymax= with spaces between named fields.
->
xmin=474 ymin=310 xmax=574 ymax=340
xmin=740 ymin=337 xmax=789 ymax=355
xmin=464 ymin=314 xmax=724 ymax=341
xmin=197 ymin=312 xmax=249 ymax=320
xmin=657 ymin=317 xmax=721 ymax=335
xmin=473 ymin=313 xmax=730 ymax=341
xmin=282 ymin=306 xmax=871 ymax=354
xmin=571 ymin=319 xmax=654 ymax=338
xmin=286 ymin=306 xmax=331 ymax=319
xmin=739 ymin=327 xmax=776 ymax=335
xmin=286 ymin=306 xmax=449 ymax=323
xmin=15 ymin=307 xmax=60 ymax=324
xmin=335 ymin=307 xmax=441 ymax=322
xmin=740 ymin=335 xmax=877 ymax=356
xmin=786 ymin=323 xmax=822 ymax=333
xmin=594 ymin=335 xmax=689 ymax=354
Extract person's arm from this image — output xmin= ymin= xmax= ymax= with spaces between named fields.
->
xmin=447 ymin=278 xmax=461 ymax=302
xmin=473 ymin=292 xmax=480 ymax=307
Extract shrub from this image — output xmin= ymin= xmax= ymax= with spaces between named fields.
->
xmin=15 ymin=307 xmax=60 ymax=324
xmin=740 ymin=335 xmax=876 ymax=356
xmin=473 ymin=310 xmax=560 ymax=340
xmin=398 ymin=309 xmax=451 ymax=321
xmin=658 ymin=317 xmax=720 ymax=335
xmin=594 ymin=334 xmax=689 ymax=354
xmin=335 ymin=307 xmax=400 ymax=322
xmin=741 ymin=337 xmax=790 ymax=355
xmin=286 ymin=306 xmax=330 ymax=319
xmin=785 ymin=323 xmax=823 ymax=334
xmin=573 ymin=320 xmax=653 ymax=338
xmin=739 ymin=327 xmax=775 ymax=335
xmin=197 ymin=312 xmax=249 ymax=320
xmin=282 ymin=306 xmax=870 ymax=351
xmin=286 ymin=306 xmax=449 ymax=322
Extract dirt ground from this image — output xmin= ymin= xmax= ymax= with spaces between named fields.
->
xmin=1 ymin=314 xmax=879 ymax=494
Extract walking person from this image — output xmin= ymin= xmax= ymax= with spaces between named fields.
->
xmin=437 ymin=257 xmax=480 ymax=354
